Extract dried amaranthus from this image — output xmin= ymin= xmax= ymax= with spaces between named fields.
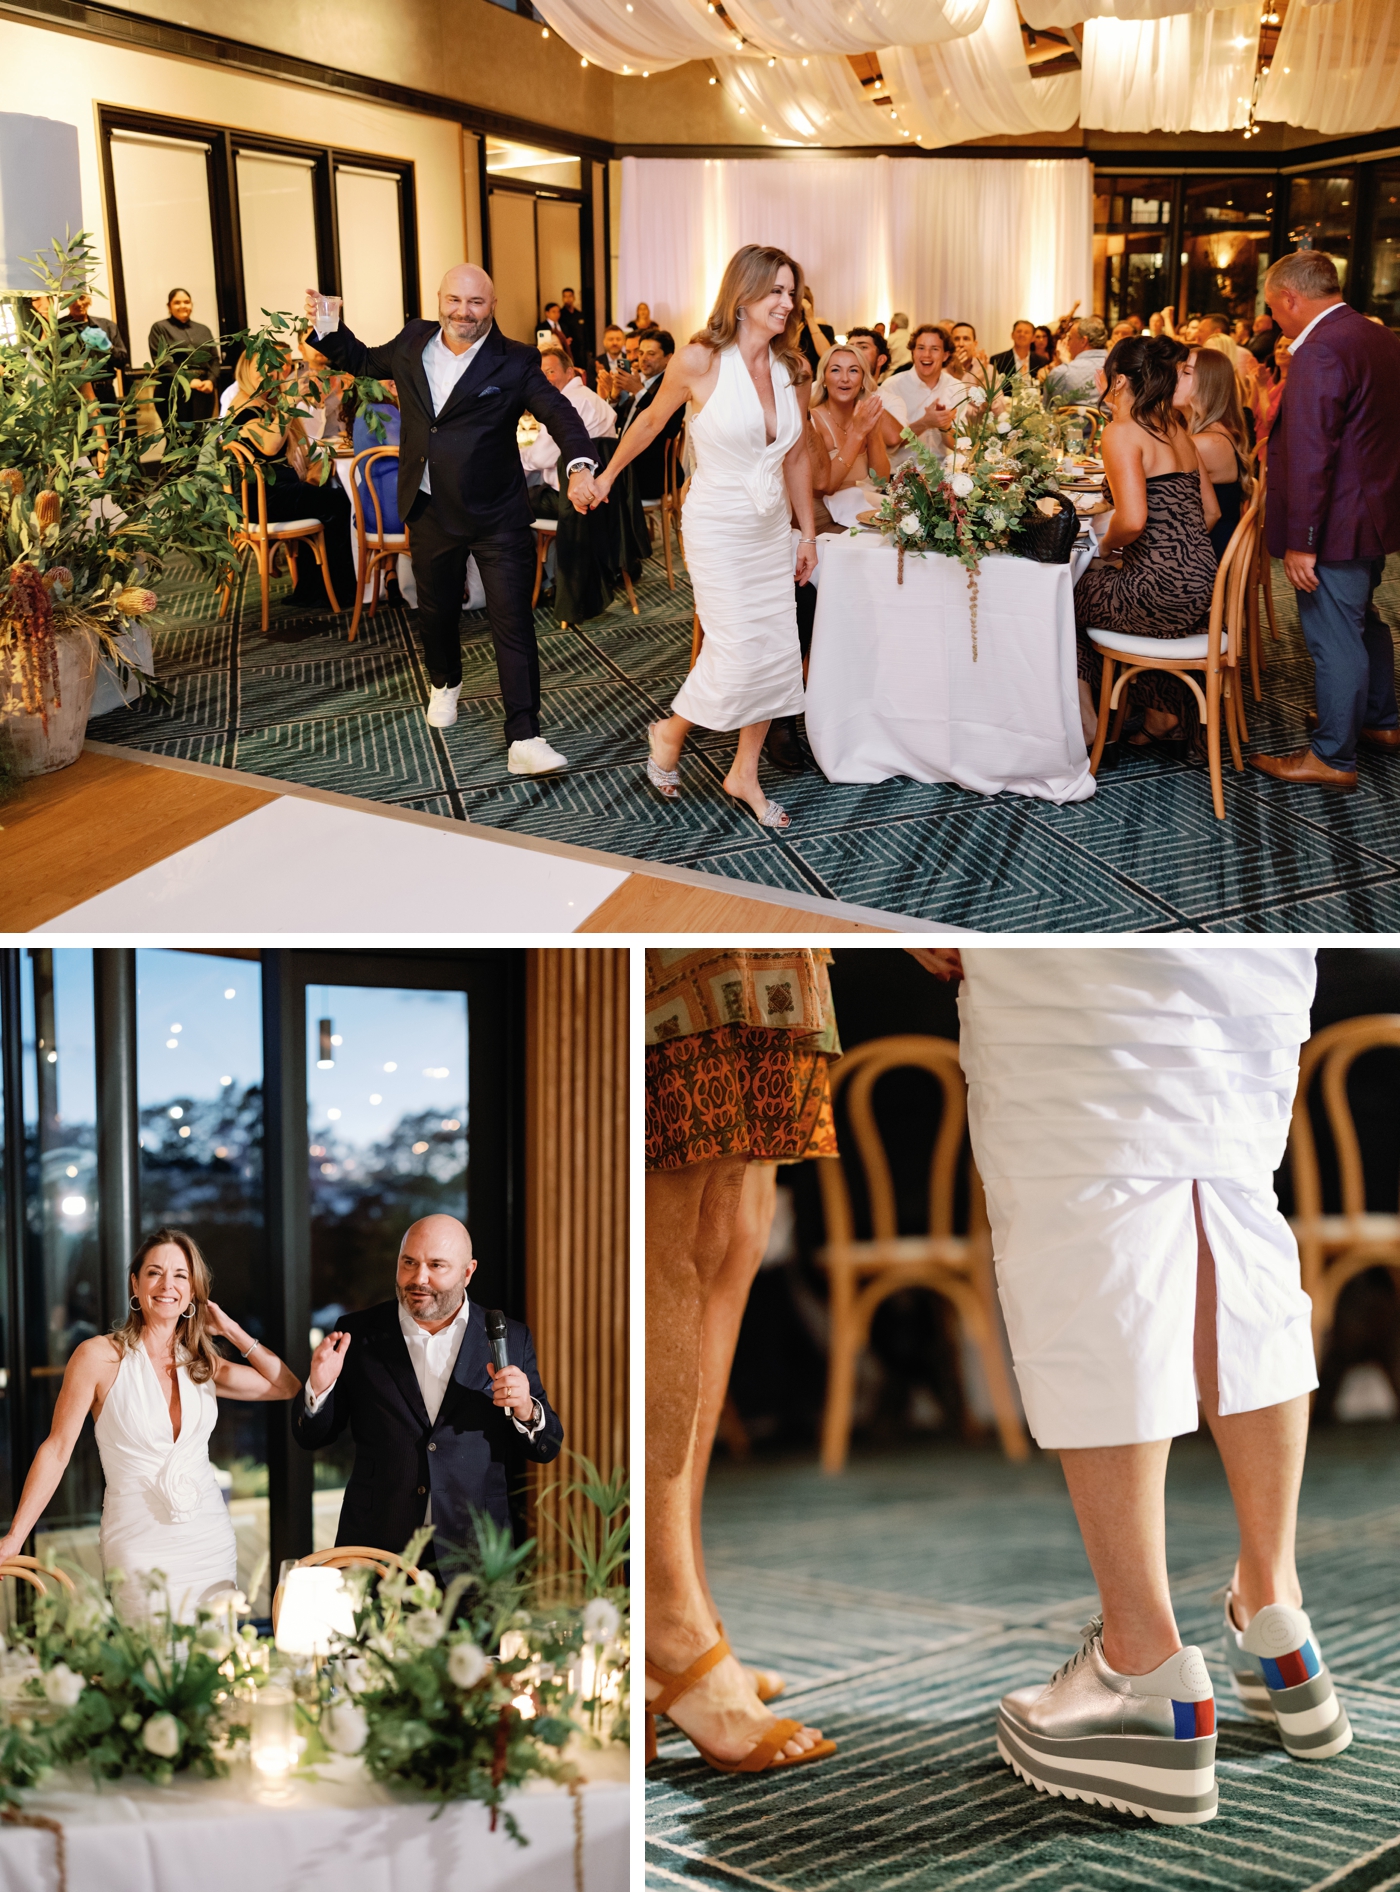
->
xmin=0 ymin=562 xmax=61 ymax=729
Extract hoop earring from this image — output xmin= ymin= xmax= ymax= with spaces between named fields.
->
xmin=129 ymin=1296 xmax=141 ymax=1311
xmin=179 ymin=1305 xmax=193 ymax=1318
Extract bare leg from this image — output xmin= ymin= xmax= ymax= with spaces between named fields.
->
xmin=1078 ymin=677 xmax=1098 ymax=746
xmin=646 ymin=1161 xmax=822 ymax=1760
xmin=1059 ymin=1438 xmax=1180 ymax=1676
xmin=691 ymin=1162 xmax=779 ymax=1620
xmin=724 ymin=722 xmax=786 ymax=824
xmin=1192 ymin=1187 xmax=1306 ymax=1628
xmin=650 ymin=712 xmax=694 ymax=772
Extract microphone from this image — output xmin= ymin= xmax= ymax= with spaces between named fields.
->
xmin=485 ymin=1309 xmax=510 ymax=1376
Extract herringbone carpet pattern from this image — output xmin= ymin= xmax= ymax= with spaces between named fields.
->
xmin=647 ymin=1428 xmax=1400 ymax=1891
xmin=87 ymin=543 xmax=1400 ymax=929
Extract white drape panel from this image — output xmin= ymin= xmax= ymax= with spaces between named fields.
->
xmin=618 ymin=154 xmax=1092 ymax=351
xmin=531 ymin=0 xmax=986 ymax=71
xmin=1080 ymin=4 xmax=1260 ymax=130
xmin=716 ymin=0 xmax=1079 ymax=147
xmin=1021 ymin=0 xmax=1241 ymax=28
xmin=1257 ymin=0 xmax=1400 ymax=134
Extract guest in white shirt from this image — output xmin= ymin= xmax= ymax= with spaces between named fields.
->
xmin=521 ymin=345 xmax=617 ymax=490
xmin=882 ymin=324 xmax=966 ymax=468
xmin=295 ymin=1214 xmax=562 ymax=1560
xmin=885 ymin=312 xmax=912 ymax=371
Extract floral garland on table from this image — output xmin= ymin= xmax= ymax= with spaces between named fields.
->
xmin=870 ymin=364 xmax=1064 ymax=660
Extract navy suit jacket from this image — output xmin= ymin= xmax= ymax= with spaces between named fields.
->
xmin=292 ymin=1298 xmax=564 ymax=1559
xmin=313 ymin=318 xmax=593 ymax=538
xmin=1265 ymin=302 xmax=1400 ymax=562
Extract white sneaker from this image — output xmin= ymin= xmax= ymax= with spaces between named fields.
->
xmin=507 ymin=736 xmax=569 ymax=775
xmin=426 ymin=684 xmax=461 ymax=728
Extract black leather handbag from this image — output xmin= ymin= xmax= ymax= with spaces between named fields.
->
xmin=1009 ymin=489 xmax=1079 ymax=564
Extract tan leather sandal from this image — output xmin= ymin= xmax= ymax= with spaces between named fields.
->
xmin=644 ymin=1637 xmax=835 ymax=1772
xmin=715 ymin=1616 xmax=786 ymax=1703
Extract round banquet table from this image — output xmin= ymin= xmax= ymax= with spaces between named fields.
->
xmin=804 ymin=532 xmax=1097 ymax=804
xmin=0 ymin=1757 xmax=628 ymax=1892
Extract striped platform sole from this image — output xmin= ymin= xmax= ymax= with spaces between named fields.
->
xmin=996 ymin=1708 xmax=1218 ymax=1826
xmin=1228 ymin=1662 xmax=1353 ymax=1760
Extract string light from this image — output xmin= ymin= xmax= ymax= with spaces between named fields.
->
xmin=581 ymin=55 xmax=588 ymax=65
xmin=541 ymin=24 xmax=549 ymax=34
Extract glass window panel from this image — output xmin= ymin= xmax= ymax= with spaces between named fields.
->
xmin=24 ymin=950 xmax=104 ymax=1575
xmin=335 ymin=167 xmax=406 ymax=342
xmin=536 ymin=199 xmax=582 ymax=321
xmin=1181 ymin=231 xmax=1272 ymax=325
xmin=109 ymin=132 xmax=220 ymax=368
xmin=1184 ymin=175 xmax=1276 ymax=228
xmin=236 ymin=150 xmax=318 ymax=329
xmin=1287 ymin=172 xmax=1355 ymax=289
xmin=306 ymin=986 xmax=468 ymax=1548
xmin=136 ymin=950 xmax=268 ymax=1613
xmin=1366 ymin=167 xmax=1400 ymax=332
xmin=485 ymin=138 xmax=580 ymax=192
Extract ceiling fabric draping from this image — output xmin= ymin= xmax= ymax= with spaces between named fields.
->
xmin=1020 ymin=0 xmax=1242 ymax=28
xmin=1078 ymin=3 xmax=1260 ymax=130
xmin=530 ymin=0 xmax=987 ymax=72
xmin=617 ymin=153 xmax=1093 ymax=352
xmin=1257 ymin=0 xmax=1400 ymax=134
xmin=715 ymin=0 xmax=1079 ymax=147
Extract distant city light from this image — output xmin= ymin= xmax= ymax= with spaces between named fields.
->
xmin=215 ymin=1146 xmax=229 ymax=1159
xmin=169 ymin=1106 xmax=183 ymax=1119
xmin=65 ymin=1165 xmax=77 ymax=1178
xmin=412 ymin=1141 xmax=430 ymax=1155
xmin=60 ymin=1195 xmax=85 ymax=1216
xmin=441 ymin=1119 xmax=461 ymax=1132
xmin=309 ymin=1145 xmax=325 ymax=1157
xmin=327 ymin=1109 xmax=342 ymax=1122
xmin=221 ymin=1075 xmax=233 ymax=1086
xmin=422 ymin=1067 xmax=449 ymax=1079
xmin=46 ymin=1051 xmax=57 ymax=1064
xmin=167 ymin=1039 xmax=179 ymax=1050
xmin=179 ymin=1126 xmax=192 ymax=1138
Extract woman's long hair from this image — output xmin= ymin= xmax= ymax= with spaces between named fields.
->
xmin=112 ymin=1227 xmax=221 ymax=1385
xmin=810 ymin=345 xmax=877 ymax=409
xmin=1102 ymin=334 xmax=1188 ymax=441
xmin=233 ymin=346 xmax=309 ymax=479
xmin=692 ymin=245 xmax=807 ymax=382
xmin=1188 ymin=346 xmax=1253 ymax=487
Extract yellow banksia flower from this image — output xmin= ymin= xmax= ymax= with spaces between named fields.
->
xmin=112 ymin=586 xmax=158 ymax=616
xmin=34 ymin=491 xmax=62 ymax=532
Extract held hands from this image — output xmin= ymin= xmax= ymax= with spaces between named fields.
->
xmin=568 ymin=466 xmax=606 ymax=514
xmin=308 ymin=1330 xmax=351 ymax=1397
xmin=486 ymin=1361 xmax=536 ymax=1422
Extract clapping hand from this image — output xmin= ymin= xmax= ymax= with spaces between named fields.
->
xmin=308 ymin=1330 xmax=351 ymax=1396
xmin=596 ymin=368 xmax=615 ymax=401
xmin=853 ymin=393 xmax=884 ymax=438
xmin=486 ymin=1361 xmax=536 ymax=1422
xmin=612 ymin=367 xmax=643 ymax=396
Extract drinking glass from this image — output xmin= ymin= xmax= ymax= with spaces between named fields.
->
xmin=311 ymin=293 xmax=342 ymax=335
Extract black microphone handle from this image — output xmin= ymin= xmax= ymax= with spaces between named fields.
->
xmin=490 ymin=1336 xmax=509 ymax=1373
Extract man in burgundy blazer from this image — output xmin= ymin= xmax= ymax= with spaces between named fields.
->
xmin=1251 ymin=250 xmax=1400 ymax=791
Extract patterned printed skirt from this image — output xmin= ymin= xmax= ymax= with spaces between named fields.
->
xmin=646 ymin=1024 xmax=838 ymax=1171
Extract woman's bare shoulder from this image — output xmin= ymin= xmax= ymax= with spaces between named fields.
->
xmin=677 ymin=340 xmax=717 ymax=375
xmin=71 ymin=1334 xmax=123 ymax=1376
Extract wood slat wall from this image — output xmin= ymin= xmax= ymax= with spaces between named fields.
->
xmin=525 ymin=949 xmax=630 ymax=1589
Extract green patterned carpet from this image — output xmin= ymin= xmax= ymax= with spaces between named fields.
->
xmin=87 ymin=542 xmax=1400 ymax=930
xmin=648 ymin=1429 xmax=1400 ymax=1892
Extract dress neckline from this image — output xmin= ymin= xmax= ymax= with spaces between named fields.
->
xmin=730 ymin=343 xmax=780 ymax=447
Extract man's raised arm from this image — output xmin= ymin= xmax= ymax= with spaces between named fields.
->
xmin=302 ymin=291 xmax=396 ymax=379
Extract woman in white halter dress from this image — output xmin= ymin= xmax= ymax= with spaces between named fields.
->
xmin=592 ymin=245 xmax=817 ymax=830
xmin=0 ymin=1227 xmax=301 ymax=1622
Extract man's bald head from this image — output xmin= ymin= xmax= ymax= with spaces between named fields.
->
xmin=437 ymin=264 xmax=496 ymax=354
xmin=397 ymin=1214 xmax=476 ymax=1329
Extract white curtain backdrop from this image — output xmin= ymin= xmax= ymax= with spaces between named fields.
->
xmin=618 ymin=154 xmax=1092 ymax=352
xmin=1079 ymin=3 xmax=1260 ymax=130
xmin=716 ymin=0 xmax=1079 ymax=147
xmin=531 ymin=0 xmax=986 ymax=72
xmin=1257 ymin=0 xmax=1400 ymax=134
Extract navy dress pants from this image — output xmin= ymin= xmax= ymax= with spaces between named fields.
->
xmin=1297 ymin=557 xmax=1399 ymax=768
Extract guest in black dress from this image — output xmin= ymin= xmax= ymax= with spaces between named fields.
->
xmin=148 ymin=288 xmax=220 ymax=425
xmin=1073 ymin=335 xmax=1221 ymax=754
xmin=228 ymin=347 xmax=356 ymax=612
xmin=1175 ymin=345 xmax=1252 ymax=563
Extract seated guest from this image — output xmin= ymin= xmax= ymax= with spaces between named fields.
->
xmin=886 ymin=311 xmax=912 ymax=369
xmin=1032 ymin=323 xmax=1055 ymax=365
xmin=522 ymin=345 xmax=616 ymax=495
xmin=948 ymin=320 xmax=988 ymax=385
xmin=808 ymin=344 xmax=891 ymax=522
xmin=1247 ymin=312 xmax=1280 ymax=365
xmin=296 ymin=329 xmax=353 ymax=443
xmin=149 ymin=287 xmax=220 ymax=425
xmin=627 ymin=301 xmax=653 ymax=335
xmin=1176 ymin=346 xmax=1252 ymax=563
xmin=883 ymin=323 xmax=966 ymax=467
xmin=1197 ymin=312 xmax=1244 ymax=371
xmin=1110 ymin=319 xmax=1135 ymax=346
xmin=1253 ymin=334 xmax=1291 ymax=448
xmin=846 ymin=325 xmax=891 ymax=383
xmin=350 ymin=378 xmax=402 ymax=534
xmin=871 ymin=320 xmax=887 ymax=338
xmin=1232 ymin=318 xmax=1253 ymax=348
xmin=1043 ymin=317 xmax=1110 ymax=405
xmin=991 ymin=320 xmax=1050 ymax=381
xmin=616 ymin=329 xmax=681 ymax=500
xmin=1073 ymin=335 xmax=1221 ymax=758
xmin=228 ymin=347 xmax=356 ymax=611
xmin=598 ymin=322 xmax=630 ymax=386
xmin=1125 ymin=313 xmax=1145 ymax=334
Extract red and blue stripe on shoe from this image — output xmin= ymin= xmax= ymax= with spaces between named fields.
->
xmin=1172 ymin=1697 xmax=1216 ymax=1739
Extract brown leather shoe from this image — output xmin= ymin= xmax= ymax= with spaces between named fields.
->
xmin=1303 ymin=711 xmax=1400 ymax=753
xmin=1250 ymin=748 xmax=1358 ymax=791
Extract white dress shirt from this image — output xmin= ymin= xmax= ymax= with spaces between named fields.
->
xmin=418 ymin=327 xmax=488 ymax=496
xmin=520 ymin=377 xmax=617 ymax=489
xmin=1288 ymin=299 xmax=1347 ymax=354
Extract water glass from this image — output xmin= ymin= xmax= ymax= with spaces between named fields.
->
xmin=311 ymin=293 xmax=342 ymax=334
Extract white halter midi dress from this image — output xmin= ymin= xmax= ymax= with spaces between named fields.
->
xmin=671 ymin=344 xmax=806 ymax=732
xmin=95 ymin=1344 xmax=238 ymax=1622
xmin=958 ymin=947 xmax=1319 ymax=1450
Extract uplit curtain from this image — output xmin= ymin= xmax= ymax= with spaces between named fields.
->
xmin=1257 ymin=0 xmax=1400 ymax=135
xmin=1079 ymin=4 xmax=1260 ymax=131
xmin=715 ymin=0 xmax=1079 ymax=147
xmin=617 ymin=154 xmax=1093 ymax=350
xmin=531 ymin=0 xmax=986 ymax=71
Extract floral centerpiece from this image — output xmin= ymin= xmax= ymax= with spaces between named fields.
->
xmin=870 ymin=363 xmax=1065 ymax=658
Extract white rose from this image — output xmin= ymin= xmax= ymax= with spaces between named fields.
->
xmin=898 ymin=512 xmax=920 ymax=536
xmin=141 ymin=1712 xmax=183 ymax=1759
xmin=997 ymin=418 xmax=1012 ymax=434
xmin=583 ymin=1597 xmax=621 ymax=1645
xmin=406 ymin=1609 xmax=443 ymax=1648
xmin=43 ymin=1662 xmax=85 ymax=1709
xmin=414 ymin=1570 xmax=437 ymax=1597
xmin=447 ymin=1641 xmax=489 ymax=1690
xmin=321 ymin=1701 xmax=367 ymax=1755
xmin=950 ymin=473 xmax=974 ymax=498
xmin=338 ymin=1655 xmax=369 ymax=1697
xmin=967 ymin=387 xmax=987 ymax=406
xmin=955 ymin=436 xmax=972 ymax=451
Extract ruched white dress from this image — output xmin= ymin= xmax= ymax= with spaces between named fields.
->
xmin=672 ymin=344 xmax=805 ymax=732
xmin=96 ymin=1344 xmax=237 ymax=1622
xmin=958 ymin=948 xmax=1319 ymax=1450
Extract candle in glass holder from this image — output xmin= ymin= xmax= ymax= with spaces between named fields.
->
xmin=251 ymin=1681 xmax=297 ymax=1787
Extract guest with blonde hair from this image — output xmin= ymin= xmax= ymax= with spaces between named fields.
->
xmin=588 ymin=243 xmax=818 ymax=830
xmin=1175 ymin=345 xmax=1253 ymax=562
xmin=808 ymin=344 xmax=892 ymax=516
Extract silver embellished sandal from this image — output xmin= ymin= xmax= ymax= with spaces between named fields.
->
xmin=645 ymin=723 xmax=681 ymax=801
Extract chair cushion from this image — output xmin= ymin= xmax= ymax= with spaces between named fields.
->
xmin=1087 ymin=626 xmax=1226 ymax=660
xmin=532 ymin=518 xmax=558 ymax=536
xmin=366 ymin=533 xmax=408 ymax=547
xmin=264 ymin=519 xmax=323 ymax=535
xmin=641 ymin=498 xmax=663 ymax=510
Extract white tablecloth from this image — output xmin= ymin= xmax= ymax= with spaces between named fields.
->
xmin=804 ymin=532 xmax=1095 ymax=804
xmin=0 ymin=1758 xmax=628 ymax=1892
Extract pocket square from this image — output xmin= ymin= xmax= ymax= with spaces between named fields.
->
xmin=478 ymin=385 xmax=501 ymax=396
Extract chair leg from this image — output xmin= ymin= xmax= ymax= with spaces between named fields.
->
xmin=348 ymin=552 xmax=365 ymax=644
xmin=820 ymin=1267 xmax=860 ymax=1475
xmin=256 ymin=540 xmax=271 ymax=636
xmin=1088 ymin=653 xmax=1115 ymax=774
xmin=1261 ymin=550 xmax=1280 ymax=641
xmin=960 ymin=1302 xmax=1030 ymax=1463
xmin=1223 ymin=672 xmax=1244 ymax=771
xmin=620 ymin=568 xmax=638 ymax=616
xmin=311 ymin=531 xmax=340 ymax=615
xmin=1206 ymin=666 xmax=1225 ymax=819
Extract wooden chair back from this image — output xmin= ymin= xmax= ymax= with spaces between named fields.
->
xmin=1290 ymin=1016 xmax=1400 ymax=1226
xmin=0 ymin=1557 xmax=76 ymax=1598
xmin=223 ymin=439 xmax=267 ymax=535
xmin=347 ymin=446 xmax=402 ymax=546
xmin=270 ymin=1546 xmax=422 ymax=1632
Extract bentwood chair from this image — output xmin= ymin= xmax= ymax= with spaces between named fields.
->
xmin=814 ymin=1035 xmax=1029 ymax=1474
xmin=270 ymin=1546 xmax=422 ymax=1633
xmin=1054 ymin=405 xmax=1102 ymax=453
xmin=219 ymin=441 xmax=341 ymax=636
xmin=345 ymin=445 xmax=407 ymax=643
xmin=1249 ymin=458 xmax=1280 ymax=678
xmin=642 ymin=427 xmax=686 ymax=590
xmin=0 ymin=1557 xmax=76 ymax=1597
xmin=1286 ymin=1015 xmax=1400 ymax=1357
xmin=1087 ymin=496 xmax=1259 ymax=820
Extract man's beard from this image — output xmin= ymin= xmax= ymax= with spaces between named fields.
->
xmin=399 ymin=1282 xmax=467 ymax=1324
xmin=442 ymin=313 xmax=491 ymax=347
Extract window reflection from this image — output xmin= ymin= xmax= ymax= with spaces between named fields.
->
xmin=1288 ymin=172 xmax=1355 ymax=292
xmin=1365 ymin=167 xmax=1400 ymax=332
xmin=306 ymin=986 xmax=469 ymax=1547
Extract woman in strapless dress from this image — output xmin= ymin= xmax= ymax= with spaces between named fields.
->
xmin=0 ymin=1227 xmax=301 ymax=1622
